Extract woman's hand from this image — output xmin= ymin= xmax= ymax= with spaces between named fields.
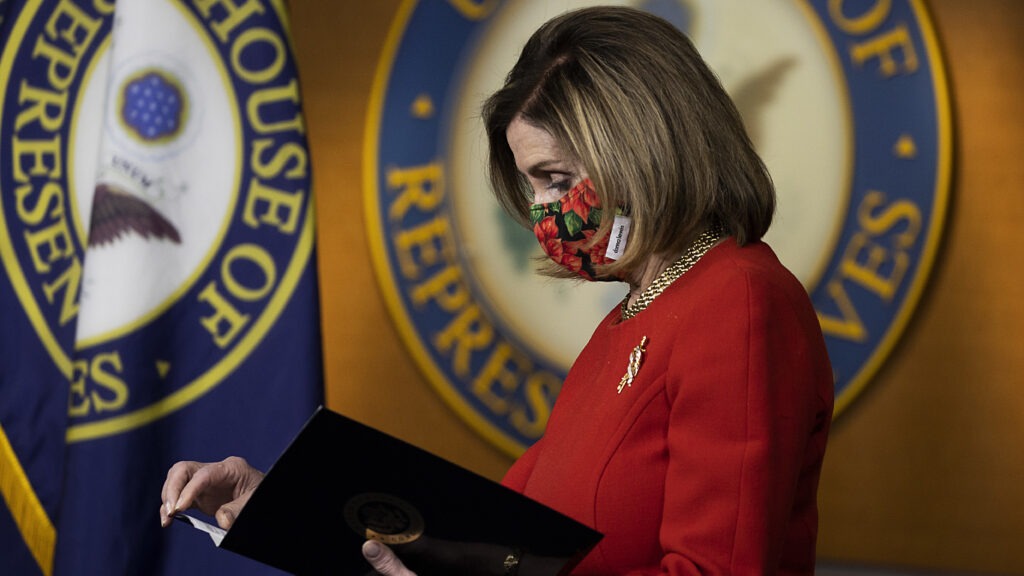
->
xmin=159 ymin=456 xmax=264 ymax=529
xmin=363 ymin=541 xmax=417 ymax=576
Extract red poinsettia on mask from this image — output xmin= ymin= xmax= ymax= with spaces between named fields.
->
xmin=529 ymin=179 xmax=620 ymax=281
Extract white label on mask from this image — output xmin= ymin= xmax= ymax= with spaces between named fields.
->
xmin=605 ymin=215 xmax=632 ymax=260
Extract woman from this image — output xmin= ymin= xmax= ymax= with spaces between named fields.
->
xmin=161 ymin=7 xmax=833 ymax=575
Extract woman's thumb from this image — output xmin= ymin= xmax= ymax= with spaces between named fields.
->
xmin=362 ymin=540 xmax=413 ymax=576
xmin=215 ymin=503 xmax=240 ymax=529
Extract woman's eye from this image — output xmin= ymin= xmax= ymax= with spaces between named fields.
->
xmin=526 ymin=170 xmax=578 ymax=205
xmin=547 ymin=178 xmax=573 ymax=192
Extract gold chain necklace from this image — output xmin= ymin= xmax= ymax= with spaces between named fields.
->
xmin=620 ymin=227 xmax=724 ymax=321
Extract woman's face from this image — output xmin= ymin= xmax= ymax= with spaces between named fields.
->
xmin=506 ymin=116 xmax=587 ymax=205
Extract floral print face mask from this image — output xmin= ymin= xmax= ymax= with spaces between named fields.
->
xmin=528 ymin=178 xmax=629 ymax=281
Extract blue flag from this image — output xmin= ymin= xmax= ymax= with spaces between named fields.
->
xmin=1 ymin=1 xmax=322 ymax=574
xmin=2 ymin=2 xmax=77 ymax=575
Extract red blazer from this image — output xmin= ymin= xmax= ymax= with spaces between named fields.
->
xmin=503 ymin=240 xmax=833 ymax=575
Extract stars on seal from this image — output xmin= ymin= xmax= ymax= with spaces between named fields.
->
xmin=121 ymin=70 xmax=186 ymax=143
xmin=156 ymin=360 xmax=171 ymax=379
xmin=410 ymin=93 xmax=435 ymax=119
xmin=894 ymin=133 xmax=918 ymax=158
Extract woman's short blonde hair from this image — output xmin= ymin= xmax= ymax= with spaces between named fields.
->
xmin=482 ymin=6 xmax=775 ymax=279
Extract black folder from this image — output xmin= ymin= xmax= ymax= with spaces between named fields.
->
xmin=178 ymin=406 xmax=602 ymax=575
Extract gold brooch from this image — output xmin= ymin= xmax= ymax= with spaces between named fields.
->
xmin=617 ymin=336 xmax=648 ymax=394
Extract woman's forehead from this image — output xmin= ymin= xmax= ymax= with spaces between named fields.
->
xmin=507 ymin=117 xmax=570 ymax=170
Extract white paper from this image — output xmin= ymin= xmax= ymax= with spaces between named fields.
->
xmin=176 ymin=514 xmax=227 ymax=546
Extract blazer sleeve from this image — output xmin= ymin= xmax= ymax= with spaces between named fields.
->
xmin=501 ymin=436 xmax=544 ymax=493
xmin=651 ymin=265 xmax=832 ymax=575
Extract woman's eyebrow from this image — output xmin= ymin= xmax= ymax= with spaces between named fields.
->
xmin=525 ymin=159 xmax=570 ymax=176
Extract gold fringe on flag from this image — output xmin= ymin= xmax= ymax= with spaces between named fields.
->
xmin=0 ymin=424 xmax=55 ymax=576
